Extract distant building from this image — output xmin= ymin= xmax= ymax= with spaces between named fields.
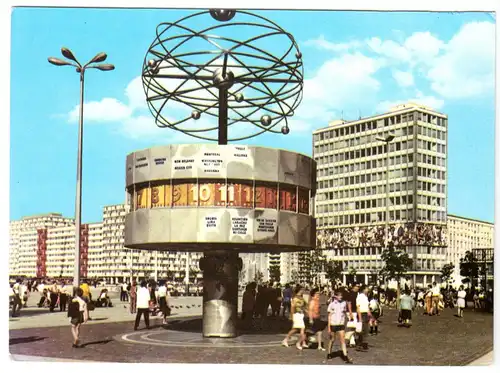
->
xmin=9 ymin=213 xmax=74 ymax=277
xmin=9 ymin=205 xmax=203 ymax=285
xmin=447 ymin=214 xmax=494 ymax=286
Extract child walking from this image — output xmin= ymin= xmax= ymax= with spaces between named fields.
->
xmin=326 ymin=290 xmax=353 ymax=364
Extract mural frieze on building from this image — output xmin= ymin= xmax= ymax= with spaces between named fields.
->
xmin=317 ymin=223 xmax=447 ymax=249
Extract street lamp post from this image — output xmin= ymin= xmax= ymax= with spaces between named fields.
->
xmin=48 ymin=48 xmax=114 ymax=290
xmin=376 ymin=133 xmax=396 ymax=301
xmin=376 ymin=133 xmax=396 ymax=251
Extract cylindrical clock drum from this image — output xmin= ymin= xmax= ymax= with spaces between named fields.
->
xmin=125 ymin=144 xmax=316 ymax=337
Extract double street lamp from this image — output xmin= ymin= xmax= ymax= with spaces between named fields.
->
xmin=48 ymin=48 xmax=115 ymax=289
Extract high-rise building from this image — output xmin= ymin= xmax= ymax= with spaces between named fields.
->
xmin=314 ymin=103 xmax=448 ymax=286
xmin=447 ymin=214 xmax=494 ymax=286
xmin=9 ymin=213 xmax=74 ymax=277
xmin=9 ymin=205 xmax=203 ymax=285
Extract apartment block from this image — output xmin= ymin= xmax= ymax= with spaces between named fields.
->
xmin=9 ymin=205 xmax=203 ymax=284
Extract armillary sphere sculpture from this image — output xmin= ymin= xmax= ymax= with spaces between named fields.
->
xmin=125 ymin=9 xmax=315 ymax=340
xmin=142 ymin=9 xmax=304 ymax=143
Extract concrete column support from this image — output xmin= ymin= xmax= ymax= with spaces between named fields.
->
xmin=200 ymin=251 xmax=241 ymax=338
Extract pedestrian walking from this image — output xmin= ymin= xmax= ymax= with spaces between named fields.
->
xmin=281 ymin=284 xmax=292 ymax=319
xmin=308 ymin=288 xmax=326 ymax=351
xmin=356 ymin=285 xmax=372 ymax=352
xmin=48 ymin=281 xmax=59 ymax=312
xmin=431 ymin=282 xmax=441 ymax=315
xmin=281 ymin=285 xmax=308 ymax=350
xmin=424 ymin=285 xmax=433 ymax=315
xmin=457 ymin=285 xmax=466 ymax=318
xmin=326 ymin=289 xmax=353 ymax=364
xmin=129 ymin=281 xmax=137 ymax=314
xmin=59 ymin=281 xmax=70 ymax=312
xmin=399 ymin=290 xmax=415 ymax=327
xmin=121 ymin=282 xmax=129 ymax=302
xmin=157 ymin=280 xmax=170 ymax=325
xmin=368 ymin=293 xmax=380 ymax=335
xmin=241 ymin=283 xmax=256 ymax=329
xmin=68 ymin=287 xmax=88 ymax=348
xmin=134 ymin=281 xmax=151 ymax=330
xmin=11 ymin=279 xmax=22 ymax=317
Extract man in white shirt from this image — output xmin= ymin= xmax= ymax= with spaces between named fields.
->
xmin=134 ymin=281 xmax=151 ymax=331
xmin=121 ymin=282 xmax=129 ymax=302
xmin=431 ymin=282 xmax=441 ymax=316
xmin=356 ymin=285 xmax=372 ymax=351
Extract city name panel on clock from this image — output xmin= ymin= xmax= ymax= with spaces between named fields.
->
xmin=124 ymin=144 xmax=316 ymax=253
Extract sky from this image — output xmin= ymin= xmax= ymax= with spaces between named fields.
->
xmin=9 ymin=7 xmax=495 ymax=224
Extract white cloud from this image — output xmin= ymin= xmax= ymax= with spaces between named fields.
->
xmin=376 ymin=90 xmax=444 ymax=113
xmin=303 ymin=35 xmax=361 ymax=52
xmin=427 ymin=21 xmax=494 ymax=99
xmin=68 ymin=98 xmax=132 ymax=123
xmin=125 ymin=76 xmax=147 ymax=110
xmin=307 ymin=21 xmax=494 ymax=101
xmin=403 ymin=31 xmax=444 ymax=63
xmin=392 ymin=70 xmax=414 ymax=87
xmin=291 ymin=52 xmax=382 ymax=130
xmin=303 ymin=52 xmax=382 ymax=106
xmin=366 ymin=37 xmax=411 ymax=63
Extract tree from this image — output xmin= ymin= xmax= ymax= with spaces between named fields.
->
xmin=347 ymin=266 xmax=357 ymax=285
xmin=254 ymin=270 xmax=264 ymax=284
xmin=460 ymin=251 xmax=479 ymax=288
xmin=291 ymin=270 xmax=300 ymax=284
xmin=309 ymin=247 xmax=327 ymax=285
xmin=269 ymin=265 xmax=281 ymax=283
xmin=440 ymin=262 xmax=455 ymax=286
xmin=325 ymin=260 xmax=343 ymax=286
xmin=380 ymin=244 xmax=413 ymax=307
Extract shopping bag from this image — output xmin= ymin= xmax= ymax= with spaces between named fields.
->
xmin=355 ymin=321 xmax=363 ymax=333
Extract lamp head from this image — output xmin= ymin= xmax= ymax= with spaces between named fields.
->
xmin=89 ymin=52 xmax=107 ymax=64
xmin=48 ymin=57 xmax=73 ymax=66
xmin=61 ymin=47 xmax=78 ymax=63
xmin=94 ymin=64 xmax=115 ymax=71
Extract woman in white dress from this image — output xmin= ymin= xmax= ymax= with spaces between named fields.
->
xmin=456 ymin=285 xmax=466 ymax=318
xmin=281 ymin=285 xmax=308 ymax=350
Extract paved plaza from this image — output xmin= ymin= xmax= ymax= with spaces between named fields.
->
xmin=9 ymin=293 xmax=493 ymax=365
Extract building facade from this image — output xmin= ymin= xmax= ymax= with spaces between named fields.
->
xmin=9 ymin=213 xmax=75 ymax=277
xmin=314 ymin=103 xmax=448 ymax=286
xmin=447 ymin=214 xmax=494 ymax=286
xmin=9 ymin=205 xmax=203 ymax=285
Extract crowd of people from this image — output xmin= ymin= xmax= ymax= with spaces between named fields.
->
xmin=238 ymin=280 xmax=492 ymax=363
xmin=9 ymin=276 xmax=492 ymax=352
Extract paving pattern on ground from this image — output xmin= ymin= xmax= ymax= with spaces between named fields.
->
xmin=9 ymin=306 xmax=494 ymax=365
